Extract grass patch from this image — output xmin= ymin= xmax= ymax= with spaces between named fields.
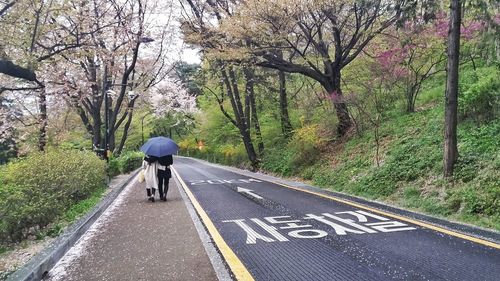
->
xmin=64 ymin=186 xmax=107 ymax=223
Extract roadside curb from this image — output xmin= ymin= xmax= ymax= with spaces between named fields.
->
xmin=7 ymin=169 xmax=141 ymax=281
xmin=181 ymin=156 xmax=500 ymax=245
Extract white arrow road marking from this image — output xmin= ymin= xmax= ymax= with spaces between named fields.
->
xmin=237 ymin=187 xmax=263 ymax=200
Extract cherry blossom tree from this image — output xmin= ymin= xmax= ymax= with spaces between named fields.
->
xmin=148 ymin=77 xmax=198 ymax=118
xmin=41 ymin=0 xmax=179 ymax=156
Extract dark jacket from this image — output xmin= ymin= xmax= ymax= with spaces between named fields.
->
xmin=158 ymin=155 xmax=173 ymax=166
xmin=158 ymin=155 xmax=173 ymax=178
xmin=144 ymin=155 xmax=158 ymax=164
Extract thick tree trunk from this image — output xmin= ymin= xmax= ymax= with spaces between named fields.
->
xmin=108 ymin=125 xmax=115 ymax=153
xmin=334 ymin=101 xmax=351 ymax=136
xmin=240 ymin=125 xmax=259 ymax=169
xmin=444 ymin=0 xmax=461 ymax=177
xmin=278 ymin=70 xmax=293 ymax=139
xmin=325 ymin=72 xmax=352 ymax=136
xmin=37 ymin=90 xmax=47 ymax=152
xmin=89 ymin=62 xmax=103 ymax=151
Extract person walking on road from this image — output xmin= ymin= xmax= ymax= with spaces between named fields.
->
xmin=142 ymin=155 xmax=159 ymax=202
xmin=157 ymin=155 xmax=173 ymax=201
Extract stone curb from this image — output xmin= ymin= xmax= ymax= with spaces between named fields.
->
xmin=181 ymin=156 xmax=500 ymax=244
xmin=7 ymin=170 xmax=141 ymax=281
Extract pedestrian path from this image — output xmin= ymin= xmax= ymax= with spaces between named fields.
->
xmin=46 ymin=175 xmax=218 ymax=281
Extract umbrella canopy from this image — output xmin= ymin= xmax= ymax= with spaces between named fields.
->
xmin=140 ymin=136 xmax=179 ymax=157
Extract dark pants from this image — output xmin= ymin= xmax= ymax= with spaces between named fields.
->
xmin=158 ymin=169 xmax=171 ymax=198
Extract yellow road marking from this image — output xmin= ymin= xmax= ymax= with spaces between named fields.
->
xmin=268 ymin=180 xmax=500 ymax=250
xmin=172 ymin=167 xmax=255 ymax=281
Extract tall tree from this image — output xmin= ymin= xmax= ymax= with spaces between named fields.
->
xmin=48 ymin=0 xmax=174 ymax=156
xmin=444 ymin=0 xmax=461 ymax=177
xmin=219 ymin=0 xmax=406 ymax=136
xmin=181 ymin=0 xmax=262 ymax=168
xmin=1 ymin=0 xmax=109 ymax=151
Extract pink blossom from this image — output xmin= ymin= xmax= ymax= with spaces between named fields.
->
xmin=494 ymin=14 xmax=500 ymax=25
xmin=461 ymin=21 xmax=486 ymax=40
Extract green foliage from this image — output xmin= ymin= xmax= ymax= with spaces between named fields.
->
xmin=180 ymin=61 xmax=500 ymax=230
xmin=261 ymin=124 xmax=325 ymax=176
xmin=459 ymin=119 xmax=500 ymax=155
xmin=108 ymin=151 xmax=144 ymax=177
xmin=64 ymin=186 xmax=106 ymax=222
xmin=261 ymin=148 xmax=295 ymax=176
xmin=288 ymin=124 xmax=324 ymax=167
xmin=174 ymin=62 xmax=202 ymax=96
xmin=0 ymin=150 xmax=106 ymax=243
xmin=58 ymin=139 xmax=92 ymax=151
xmin=459 ymin=66 xmax=500 ymax=122
xmin=0 ymin=141 xmax=17 ymax=165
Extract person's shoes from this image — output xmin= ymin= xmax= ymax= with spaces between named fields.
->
xmin=148 ymin=196 xmax=155 ymax=203
xmin=161 ymin=196 xmax=167 ymax=202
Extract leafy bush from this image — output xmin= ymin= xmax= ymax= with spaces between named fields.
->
xmin=216 ymin=144 xmax=247 ymax=166
xmin=459 ymin=67 xmax=500 ymax=122
xmin=0 ymin=150 xmax=106 ymax=243
xmin=108 ymin=151 xmax=144 ymax=177
xmin=288 ymin=124 xmax=325 ymax=168
xmin=117 ymin=151 xmax=144 ymax=173
xmin=261 ymin=147 xmax=295 ymax=176
xmin=108 ymin=158 xmax=120 ymax=177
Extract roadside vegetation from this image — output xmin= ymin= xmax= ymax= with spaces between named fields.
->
xmin=180 ymin=65 xmax=500 ymax=231
xmin=176 ymin=1 xmax=499 ymax=230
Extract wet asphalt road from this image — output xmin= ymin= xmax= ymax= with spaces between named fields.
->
xmin=45 ymin=174 xmax=218 ymax=281
xmin=173 ymin=157 xmax=500 ymax=281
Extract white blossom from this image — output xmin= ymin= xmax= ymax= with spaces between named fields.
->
xmin=148 ymin=77 xmax=198 ymax=118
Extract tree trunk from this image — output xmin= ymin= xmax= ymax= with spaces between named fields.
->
xmin=244 ymin=67 xmax=264 ymax=155
xmin=326 ymin=72 xmax=352 ymax=136
xmin=37 ymin=90 xmax=48 ymax=152
xmin=116 ymin=108 xmax=134 ymax=156
xmin=444 ymin=0 xmax=461 ymax=178
xmin=278 ymin=70 xmax=293 ymax=139
xmin=221 ymin=66 xmax=259 ymax=169
xmin=406 ymin=88 xmax=415 ymax=113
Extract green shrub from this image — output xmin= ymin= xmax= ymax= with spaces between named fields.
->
xmin=0 ymin=150 xmax=106 ymax=243
xmin=459 ymin=67 xmax=500 ymax=122
xmin=108 ymin=158 xmax=121 ymax=177
xmin=287 ymin=124 xmax=324 ymax=170
xmin=116 ymin=151 xmax=144 ymax=174
xmin=261 ymin=147 xmax=295 ymax=176
xmin=109 ymin=151 xmax=144 ymax=177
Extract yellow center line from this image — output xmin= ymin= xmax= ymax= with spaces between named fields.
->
xmin=268 ymin=180 xmax=500 ymax=250
xmin=172 ymin=167 xmax=255 ymax=281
